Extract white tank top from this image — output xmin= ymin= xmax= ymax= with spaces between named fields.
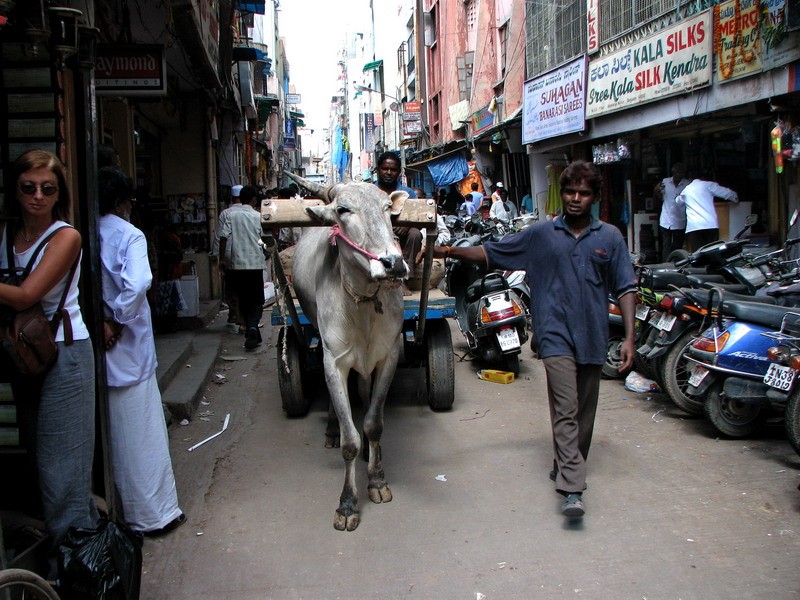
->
xmin=0 ymin=221 xmax=90 ymax=342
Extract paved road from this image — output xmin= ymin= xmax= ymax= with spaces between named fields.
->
xmin=141 ymin=317 xmax=800 ymax=599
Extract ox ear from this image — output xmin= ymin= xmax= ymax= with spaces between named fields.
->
xmin=389 ymin=190 xmax=408 ymax=216
xmin=305 ymin=204 xmax=337 ymax=224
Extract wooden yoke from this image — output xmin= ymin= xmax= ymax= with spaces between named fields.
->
xmin=259 ymin=197 xmax=439 ymax=231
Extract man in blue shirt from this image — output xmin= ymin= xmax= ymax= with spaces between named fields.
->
xmin=427 ymin=160 xmax=637 ymax=518
xmin=375 ymin=152 xmax=418 ymax=295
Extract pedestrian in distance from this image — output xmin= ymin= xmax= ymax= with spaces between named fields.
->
xmin=423 ymin=160 xmax=637 ymax=518
xmin=468 ymin=181 xmax=485 ymax=213
xmin=653 ymin=162 xmax=689 ymax=261
xmin=219 ymin=185 xmax=266 ymax=349
xmin=489 ymin=187 xmax=518 ymax=223
xmin=98 ymin=165 xmax=186 ymax=537
xmin=210 ymin=184 xmax=243 ymax=333
xmin=676 ymin=173 xmax=739 ymax=252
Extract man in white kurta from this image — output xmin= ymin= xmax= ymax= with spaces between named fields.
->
xmin=99 ymin=193 xmax=183 ymax=534
xmin=676 ymin=178 xmax=738 ymax=251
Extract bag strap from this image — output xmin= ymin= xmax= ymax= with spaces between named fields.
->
xmin=9 ymin=224 xmax=79 ymax=345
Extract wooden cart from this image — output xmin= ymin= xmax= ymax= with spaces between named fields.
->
xmin=262 ymin=196 xmax=456 ymax=415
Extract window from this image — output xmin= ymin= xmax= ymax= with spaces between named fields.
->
xmin=498 ymin=22 xmax=508 ymax=80
xmin=525 ymin=0 xmax=586 ymax=81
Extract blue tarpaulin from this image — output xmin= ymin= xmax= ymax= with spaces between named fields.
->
xmin=236 ymin=1 xmax=266 ymax=14
xmin=427 ymin=154 xmax=469 ymax=187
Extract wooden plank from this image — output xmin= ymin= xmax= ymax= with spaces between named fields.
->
xmin=260 ymin=198 xmax=438 ymax=229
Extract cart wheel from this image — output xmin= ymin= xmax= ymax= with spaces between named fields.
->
xmin=277 ymin=327 xmax=309 ymax=417
xmin=425 ymin=320 xmax=455 ymax=411
xmin=0 ymin=569 xmax=61 ymax=600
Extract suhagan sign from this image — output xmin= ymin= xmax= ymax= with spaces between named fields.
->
xmin=586 ymin=10 xmax=712 ymax=118
xmin=522 ymin=56 xmax=586 ymax=144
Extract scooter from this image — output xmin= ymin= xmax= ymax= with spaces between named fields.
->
xmin=445 ymin=227 xmax=529 ymax=374
xmin=684 ymin=294 xmax=800 ymax=437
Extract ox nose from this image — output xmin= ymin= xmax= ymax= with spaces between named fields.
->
xmin=379 ymin=255 xmax=407 ymax=276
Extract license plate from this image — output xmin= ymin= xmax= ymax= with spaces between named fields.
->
xmin=635 ymin=304 xmax=649 ymax=321
xmin=763 ymin=363 xmax=796 ymax=391
xmin=648 ymin=311 xmax=662 ymax=327
xmin=688 ymin=366 xmax=709 ymax=387
xmin=497 ymin=327 xmax=520 ymax=351
xmin=658 ymin=313 xmax=677 ymax=332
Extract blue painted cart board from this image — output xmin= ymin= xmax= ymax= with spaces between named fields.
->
xmin=272 ymin=288 xmax=455 ymax=326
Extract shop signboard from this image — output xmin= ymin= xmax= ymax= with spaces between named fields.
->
xmin=522 ymin=56 xmax=586 ymax=144
xmin=470 ymin=105 xmax=495 ymax=135
xmin=587 ymin=0 xmax=599 ymax=54
xmin=760 ymin=0 xmax=800 ymax=71
xmin=714 ymin=0 xmax=762 ymax=82
xmin=96 ymin=45 xmax=167 ymax=95
xmin=586 ymin=10 xmax=712 ymax=118
xmin=287 ymin=93 xmax=301 ymax=105
xmin=402 ymin=101 xmax=422 ymax=137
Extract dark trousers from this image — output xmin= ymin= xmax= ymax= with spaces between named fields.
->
xmin=659 ymin=226 xmax=685 ymax=261
xmin=227 ymin=269 xmax=264 ymax=339
xmin=393 ymin=226 xmax=422 ymax=265
xmin=223 ymin=269 xmax=239 ymax=324
xmin=542 ymin=356 xmax=602 ymax=495
xmin=686 ymin=228 xmax=719 ymax=252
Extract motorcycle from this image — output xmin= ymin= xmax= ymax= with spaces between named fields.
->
xmin=445 ymin=218 xmax=529 ymax=374
xmin=684 ymin=296 xmax=800 ymax=437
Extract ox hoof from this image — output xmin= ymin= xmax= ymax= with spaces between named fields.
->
xmin=334 ymin=509 xmax=360 ymax=531
xmin=368 ymin=484 xmax=392 ymax=504
xmin=325 ymin=435 xmax=340 ymax=449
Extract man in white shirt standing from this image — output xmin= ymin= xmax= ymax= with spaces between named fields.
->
xmin=676 ymin=175 xmax=739 ymax=251
xmin=210 ymin=184 xmax=242 ymax=333
xmin=489 ymin=188 xmax=518 ymax=223
xmin=98 ymin=166 xmax=185 ymax=536
xmin=219 ymin=186 xmax=266 ymax=349
xmin=653 ymin=163 xmax=689 ymax=261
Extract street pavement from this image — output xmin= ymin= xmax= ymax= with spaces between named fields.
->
xmin=141 ymin=313 xmax=800 ymax=599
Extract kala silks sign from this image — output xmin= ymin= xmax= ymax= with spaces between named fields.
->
xmin=586 ymin=10 xmax=712 ymax=118
xmin=522 ymin=57 xmax=586 ymax=144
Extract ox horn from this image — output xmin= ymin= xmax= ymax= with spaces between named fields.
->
xmin=284 ymin=171 xmax=335 ymax=203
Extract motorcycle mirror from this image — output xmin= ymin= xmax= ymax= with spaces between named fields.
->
xmin=744 ymin=214 xmax=757 ymax=227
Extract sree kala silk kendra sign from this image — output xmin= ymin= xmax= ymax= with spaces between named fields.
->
xmin=522 ymin=57 xmax=586 ymax=144
xmin=586 ymin=10 xmax=712 ymax=118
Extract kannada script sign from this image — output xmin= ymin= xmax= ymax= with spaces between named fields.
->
xmin=586 ymin=10 xmax=712 ymax=118
xmin=522 ymin=57 xmax=586 ymax=144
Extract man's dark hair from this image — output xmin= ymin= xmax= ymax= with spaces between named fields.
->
xmin=560 ymin=160 xmax=602 ymax=196
xmin=98 ymin=166 xmax=134 ymax=216
xmin=97 ymin=144 xmax=120 ymax=168
xmin=240 ymin=185 xmax=259 ymax=205
xmin=376 ymin=151 xmax=401 ymax=168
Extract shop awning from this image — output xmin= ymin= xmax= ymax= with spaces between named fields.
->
xmin=236 ymin=1 xmax=266 ymax=14
xmin=232 ymin=46 xmax=261 ymax=62
xmin=405 ymin=141 xmax=469 ymax=170
xmin=363 ymin=59 xmax=383 ymax=72
xmin=472 ymin=108 xmax=522 ymax=142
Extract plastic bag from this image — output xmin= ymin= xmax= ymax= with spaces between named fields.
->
xmin=624 ymin=371 xmax=659 ymax=393
xmin=58 ymin=518 xmax=143 ymax=600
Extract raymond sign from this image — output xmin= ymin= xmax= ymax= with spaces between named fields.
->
xmin=715 ymin=0 xmax=762 ymax=82
xmin=523 ymin=57 xmax=586 ymax=144
xmin=586 ymin=10 xmax=712 ymax=118
xmin=95 ymin=45 xmax=167 ymax=95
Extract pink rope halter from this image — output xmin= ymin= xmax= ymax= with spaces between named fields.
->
xmin=328 ymin=224 xmax=380 ymax=260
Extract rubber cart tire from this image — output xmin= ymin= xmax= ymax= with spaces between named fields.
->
xmin=425 ymin=320 xmax=455 ymax=411
xmin=277 ymin=327 xmax=309 ymax=417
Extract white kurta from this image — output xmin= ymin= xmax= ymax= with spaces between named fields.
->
xmin=100 ymin=214 xmax=181 ymax=531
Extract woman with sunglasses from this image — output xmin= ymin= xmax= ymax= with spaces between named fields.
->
xmin=0 ymin=149 xmax=98 ymax=564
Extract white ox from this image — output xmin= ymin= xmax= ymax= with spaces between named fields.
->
xmin=288 ymin=175 xmax=409 ymax=531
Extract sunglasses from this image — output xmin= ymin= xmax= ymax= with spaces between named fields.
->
xmin=18 ymin=183 xmax=59 ymax=197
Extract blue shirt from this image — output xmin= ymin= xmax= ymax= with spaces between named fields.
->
xmin=374 ymin=181 xmax=418 ymax=198
xmin=483 ymin=216 xmax=636 ymax=364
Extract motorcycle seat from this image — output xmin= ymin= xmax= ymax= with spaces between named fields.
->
xmin=465 ymin=276 xmax=509 ymax=303
xmin=720 ymin=300 xmax=800 ymax=330
xmin=698 ymin=281 xmax=749 ymax=294
xmin=644 ymin=270 xmax=726 ymax=290
xmin=680 ymin=288 xmax=776 ymax=307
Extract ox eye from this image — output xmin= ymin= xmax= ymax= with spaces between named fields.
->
xmin=336 ymin=206 xmax=350 ymax=215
